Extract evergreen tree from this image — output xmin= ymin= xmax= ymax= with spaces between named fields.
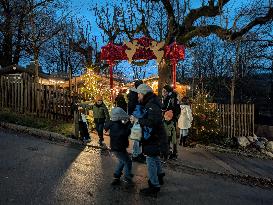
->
xmin=80 ymin=66 xmax=111 ymax=107
xmin=80 ymin=66 xmax=112 ymax=129
xmin=191 ymin=90 xmax=221 ymax=143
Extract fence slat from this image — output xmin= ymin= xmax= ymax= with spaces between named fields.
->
xmin=0 ymin=76 xmax=3 ymax=108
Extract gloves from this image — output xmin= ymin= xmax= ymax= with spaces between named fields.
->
xmin=130 ymin=115 xmax=138 ymax=124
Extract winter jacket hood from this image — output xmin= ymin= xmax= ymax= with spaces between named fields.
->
xmin=104 ymin=121 xmax=131 ymax=152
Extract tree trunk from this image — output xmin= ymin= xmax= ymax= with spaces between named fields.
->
xmin=69 ymin=62 xmax=72 ymax=93
xmin=158 ymin=60 xmax=171 ymax=96
xmin=231 ymin=41 xmax=241 ymax=105
xmin=230 ymin=41 xmax=241 ymax=138
xmin=2 ymin=25 xmax=13 ymax=66
xmin=270 ymin=61 xmax=273 ymax=118
xmin=13 ymin=16 xmax=25 ymax=65
xmin=34 ymin=49 xmax=39 ymax=83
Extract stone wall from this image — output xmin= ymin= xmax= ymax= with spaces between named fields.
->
xmin=255 ymin=125 xmax=273 ymax=140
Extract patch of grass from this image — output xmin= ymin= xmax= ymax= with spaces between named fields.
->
xmin=188 ymin=128 xmax=231 ymax=147
xmin=0 ymin=108 xmax=74 ymax=136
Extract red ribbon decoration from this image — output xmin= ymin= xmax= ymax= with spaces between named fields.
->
xmin=100 ymin=42 xmax=127 ymax=102
xmin=164 ymin=41 xmax=185 ymax=89
xmin=100 ymin=38 xmax=185 ymax=100
xmin=132 ymin=36 xmax=157 ymax=60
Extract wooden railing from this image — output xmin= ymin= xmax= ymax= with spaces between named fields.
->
xmin=0 ymin=73 xmax=73 ymax=121
xmin=216 ymin=104 xmax=254 ymax=138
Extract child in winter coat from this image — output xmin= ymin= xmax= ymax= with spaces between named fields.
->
xmin=90 ymin=95 xmax=110 ymax=146
xmin=178 ymin=97 xmax=193 ymax=146
xmin=104 ymin=107 xmax=133 ymax=185
xmin=163 ymin=110 xmax=177 ymax=159
xmin=78 ymin=107 xmax=91 ymax=142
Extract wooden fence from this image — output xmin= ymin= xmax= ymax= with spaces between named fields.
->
xmin=0 ymin=73 xmax=73 ymax=121
xmin=0 ymin=73 xmax=255 ymax=136
xmin=216 ymin=104 xmax=254 ymax=138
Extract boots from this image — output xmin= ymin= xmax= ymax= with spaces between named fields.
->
xmin=158 ymin=173 xmax=165 ymax=185
xmin=179 ymin=135 xmax=188 ymax=147
xmin=111 ymin=174 xmax=120 ymax=186
xmin=111 ymin=177 xmax=121 ymax=185
xmin=148 ymin=173 xmax=165 ymax=186
xmin=140 ymin=183 xmax=160 ymax=197
xmin=183 ymin=136 xmax=188 ymax=147
xmin=169 ymin=145 xmax=178 ymax=160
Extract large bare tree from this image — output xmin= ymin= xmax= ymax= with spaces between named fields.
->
xmin=0 ymin=0 xmax=61 ymax=67
xmin=93 ymin=0 xmax=273 ymax=93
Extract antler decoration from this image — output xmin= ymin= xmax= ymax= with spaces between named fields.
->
xmin=124 ymin=40 xmax=138 ymax=63
xmin=150 ymin=41 xmax=165 ymax=64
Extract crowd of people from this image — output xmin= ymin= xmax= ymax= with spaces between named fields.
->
xmin=77 ymin=80 xmax=193 ymax=197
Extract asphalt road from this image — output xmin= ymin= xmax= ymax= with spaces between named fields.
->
xmin=0 ymin=128 xmax=273 ymax=205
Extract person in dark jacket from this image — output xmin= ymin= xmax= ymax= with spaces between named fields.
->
xmin=104 ymin=107 xmax=133 ymax=185
xmin=131 ymin=84 xmax=168 ymax=197
xmin=78 ymin=107 xmax=91 ymax=142
xmin=162 ymin=84 xmax=180 ymax=122
xmin=127 ymin=80 xmax=143 ymax=115
xmin=163 ymin=110 xmax=177 ymax=159
xmin=114 ymin=91 xmax=127 ymax=112
xmin=127 ymin=80 xmax=146 ymax=163
xmin=91 ymin=95 xmax=110 ymax=145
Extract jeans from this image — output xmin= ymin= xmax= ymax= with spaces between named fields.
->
xmin=113 ymin=151 xmax=132 ymax=179
xmin=95 ymin=122 xmax=104 ymax=141
xmin=180 ymin=129 xmax=189 ymax=137
xmin=132 ymin=140 xmax=141 ymax=157
xmin=146 ymin=156 xmax=163 ymax=187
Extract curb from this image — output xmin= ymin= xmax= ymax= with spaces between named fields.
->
xmin=0 ymin=122 xmax=81 ymax=145
xmin=0 ymin=122 xmax=109 ymax=151
xmin=195 ymin=144 xmax=273 ymax=160
xmin=167 ymin=161 xmax=273 ymax=189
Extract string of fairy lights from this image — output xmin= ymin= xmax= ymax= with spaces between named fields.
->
xmin=79 ymin=66 xmax=220 ymax=137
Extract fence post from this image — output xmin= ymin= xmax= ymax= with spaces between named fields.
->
xmin=74 ymin=110 xmax=79 ymax=139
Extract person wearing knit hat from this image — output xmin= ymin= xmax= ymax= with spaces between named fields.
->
xmin=163 ymin=110 xmax=178 ymax=160
xmin=130 ymin=83 xmax=168 ymax=197
xmin=131 ymin=83 xmax=153 ymax=96
xmin=110 ymin=107 xmax=129 ymax=121
xmin=95 ymin=95 xmax=103 ymax=102
xmin=89 ymin=94 xmax=109 ymax=146
xmin=104 ymin=107 xmax=133 ymax=185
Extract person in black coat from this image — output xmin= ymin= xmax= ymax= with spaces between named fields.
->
xmin=127 ymin=80 xmax=143 ymax=115
xmin=114 ymin=91 xmax=127 ymax=112
xmin=162 ymin=84 xmax=180 ymax=122
xmin=104 ymin=107 xmax=133 ymax=185
xmin=130 ymin=83 xmax=168 ymax=197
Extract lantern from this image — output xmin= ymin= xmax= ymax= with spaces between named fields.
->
xmin=100 ymin=42 xmax=127 ymax=102
xmin=164 ymin=41 xmax=185 ymax=89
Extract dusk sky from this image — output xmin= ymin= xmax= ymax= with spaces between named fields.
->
xmin=66 ymin=0 xmax=266 ymax=80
